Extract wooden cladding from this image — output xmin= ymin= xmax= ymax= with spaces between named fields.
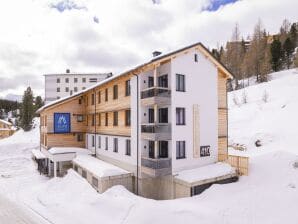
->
xmin=218 ymin=108 xmax=227 ymax=137
xmin=218 ymin=70 xmax=227 ymax=109
xmin=218 ymin=137 xmax=228 ymax=162
xmin=193 ymin=104 xmax=200 ymax=158
xmin=228 ymin=155 xmax=249 ymax=176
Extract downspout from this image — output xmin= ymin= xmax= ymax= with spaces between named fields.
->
xmin=133 ymin=74 xmax=139 ymax=195
xmin=94 ymin=89 xmax=97 ymax=157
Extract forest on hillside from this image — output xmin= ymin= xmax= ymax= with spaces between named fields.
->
xmin=212 ymin=19 xmax=298 ymax=91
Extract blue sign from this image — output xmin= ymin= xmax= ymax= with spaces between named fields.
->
xmin=54 ymin=113 xmax=71 ymax=133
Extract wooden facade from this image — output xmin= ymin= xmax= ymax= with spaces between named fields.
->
xmin=39 ymin=43 xmax=232 ymax=165
xmin=0 ymin=120 xmax=14 ymax=139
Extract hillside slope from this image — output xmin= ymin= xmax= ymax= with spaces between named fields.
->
xmin=229 ymin=68 xmax=298 ymax=156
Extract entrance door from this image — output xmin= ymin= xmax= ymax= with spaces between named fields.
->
xmin=148 ymin=108 xmax=154 ymax=123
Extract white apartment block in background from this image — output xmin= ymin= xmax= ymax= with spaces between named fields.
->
xmin=44 ymin=70 xmax=112 ymax=104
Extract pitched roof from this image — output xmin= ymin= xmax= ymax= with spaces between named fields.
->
xmin=37 ymin=42 xmax=234 ymax=113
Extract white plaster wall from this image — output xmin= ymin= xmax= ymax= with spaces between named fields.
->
xmin=86 ymin=133 xmax=135 ymax=166
xmin=171 ymin=48 xmax=218 ymax=173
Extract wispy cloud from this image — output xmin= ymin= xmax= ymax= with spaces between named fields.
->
xmin=50 ymin=0 xmax=87 ymax=12
xmin=205 ymin=0 xmax=238 ymax=11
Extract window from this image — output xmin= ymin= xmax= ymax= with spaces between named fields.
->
xmin=159 ymin=108 xmax=168 ymax=123
xmin=176 ymin=74 xmax=185 ymax=92
xmin=74 ymin=78 xmax=78 ymax=83
xmin=159 ymin=141 xmax=168 ymax=158
xmin=74 ymin=87 xmax=78 ymax=92
xmin=194 ymin=54 xmax=198 ymax=62
xmin=105 ymin=113 xmax=108 ymax=126
xmin=92 ymin=176 xmax=98 ymax=187
xmin=77 ymin=115 xmax=84 ymax=122
xmin=57 ymin=78 xmax=60 ymax=83
xmin=82 ymin=87 xmax=86 ymax=90
xmin=91 ymin=93 xmax=95 ymax=105
xmin=98 ymin=91 xmax=101 ymax=104
xmin=200 ymin=145 xmax=210 ymax=157
xmin=113 ymin=85 xmax=118 ymax=99
xmin=78 ymin=98 xmax=82 ymax=104
xmin=148 ymin=108 xmax=154 ymax=123
xmin=125 ymin=110 xmax=131 ymax=126
xmin=65 ymin=78 xmax=69 ymax=83
xmin=148 ymin=77 xmax=154 ymax=88
xmin=176 ymin=108 xmax=186 ymax=125
xmin=91 ymin=114 xmax=95 ymax=126
xmin=105 ymin=88 xmax=108 ymax=101
xmin=77 ymin=133 xmax=83 ymax=142
xmin=57 ymin=96 xmax=60 ymax=99
xmin=92 ymin=135 xmax=95 ymax=147
xmin=176 ymin=141 xmax=186 ymax=159
xmin=113 ymin=111 xmax=118 ymax=126
xmin=126 ymin=139 xmax=131 ymax=156
xmin=82 ymin=77 xmax=86 ymax=83
xmin=158 ymin=74 xmax=168 ymax=88
xmin=98 ymin=113 xmax=101 ymax=126
xmin=98 ymin=136 xmax=101 ymax=148
xmin=57 ymin=87 xmax=60 ymax=92
xmin=125 ymin=80 xmax=131 ymax=96
xmin=105 ymin=137 xmax=108 ymax=150
xmin=65 ymin=87 xmax=69 ymax=92
xmin=82 ymin=170 xmax=87 ymax=178
xmin=113 ymin=138 xmax=118 ymax=152
xmin=89 ymin=78 xmax=97 ymax=83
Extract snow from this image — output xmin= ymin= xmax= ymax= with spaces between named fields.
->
xmin=175 ymin=162 xmax=235 ymax=183
xmin=31 ymin=149 xmax=46 ymax=159
xmin=1 ymin=69 xmax=298 ymax=223
xmin=0 ymin=119 xmax=12 ymax=126
xmin=48 ymin=147 xmax=92 ymax=155
xmin=229 ymin=68 xmax=298 ymax=157
xmin=73 ymin=154 xmax=131 ymax=178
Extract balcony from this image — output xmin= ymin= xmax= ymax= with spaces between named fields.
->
xmin=141 ymin=87 xmax=171 ymax=106
xmin=141 ymin=157 xmax=172 ymax=177
xmin=141 ymin=123 xmax=171 ymax=140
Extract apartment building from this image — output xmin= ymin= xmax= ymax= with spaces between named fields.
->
xmin=44 ymin=71 xmax=112 ymax=104
xmin=37 ymin=42 xmax=235 ymax=199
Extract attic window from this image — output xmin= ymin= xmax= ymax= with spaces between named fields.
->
xmin=194 ymin=54 xmax=198 ymax=62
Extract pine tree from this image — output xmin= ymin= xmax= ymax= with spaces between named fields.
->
xmin=294 ymin=50 xmax=298 ymax=68
xmin=290 ymin=23 xmax=297 ymax=47
xmin=270 ymin=38 xmax=282 ymax=71
xmin=20 ymin=87 xmax=34 ymax=131
xmin=283 ymin=37 xmax=295 ymax=69
xmin=34 ymin=96 xmax=44 ymax=115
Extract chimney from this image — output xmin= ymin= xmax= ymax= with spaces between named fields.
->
xmin=152 ymin=51 xmax=162 ymax=57
xmin=66 ymin=69 xmax=70 ymax=73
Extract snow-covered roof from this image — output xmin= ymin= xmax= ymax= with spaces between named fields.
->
xmin=48 ymin=147 xmax=92 ymax=155
xmin=37 ymin=42 xmax=233 ymax=113
xmin=32 ymin=149 xmax=46 ymax=159
xmin=175 ymin=162 xmax=235 ymax=184
xmin=44 ymin=72 xmax=111 ymax=76
xmin=73 ymin=154 xmax=131 ymax=178
xmin=0 ymin=119 xmax=12 ymax=126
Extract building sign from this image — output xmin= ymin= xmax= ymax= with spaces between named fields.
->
xmin=200 ymin=145 xmax=210 ymax=157
xmin=54 ymin=113 xmax=71 ymax=133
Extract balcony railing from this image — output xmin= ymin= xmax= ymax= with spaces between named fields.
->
xmin=141 ymin=87 xmax=171 ymax=99
xmin=141 ymin=157 xmax=172 ymax=170
xmin=141 ymin=123 xmax=171 ymax=133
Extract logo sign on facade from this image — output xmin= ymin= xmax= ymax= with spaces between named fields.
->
xmin=54 ymin=113 xmax=71 ymax=133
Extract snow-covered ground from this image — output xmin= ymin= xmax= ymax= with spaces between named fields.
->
xmin=0 ymin=69 xmax=298 ymax=223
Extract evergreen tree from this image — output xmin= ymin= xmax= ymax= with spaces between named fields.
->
xmin=20 ymin=87 xmax=34 ymax=131
xmin=270 ymin=38 xmax=282 ymax=71
xmin=290 ymin=23 xmax=297 ymax=47
xmin=34 ymin=96 xmax=44 ymax=115
xmin=283 ymin=37 xmax=295 ymax=69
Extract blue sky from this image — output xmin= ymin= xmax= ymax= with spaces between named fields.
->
xmin=206 ymin=0 xmax=239 ymax=11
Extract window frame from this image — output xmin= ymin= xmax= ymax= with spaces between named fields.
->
xmin=125 ymin=110 xmax=131 ymax=126
xmin=105 ymin=88 xmax=108 ymax=101
xmin=126 ymin=139 xmax=131 ymax=156
xmin=176 ymin=107 xmax=186 ymax=125
xmin=113 ymin=138 xmax=118 ymax=153
xmin=176 ymin=141 xmax=186 ymax=159
xmin=176 ymin=74 xmax=186 ymax=92
xmin=125 ymin=80 xmax=131 ymax=96
xmin=105 ymin=113 xmax=108 ymax=126
xmin=113 ymin=111 xmax=118 ymax=126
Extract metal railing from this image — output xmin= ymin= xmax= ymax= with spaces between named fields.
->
xmin=141 ymin=123 xmax=171 ymax=133
xmin=141 ymin=157 xmax=172 ymax=169
xmin=141 ymin=87 xmax=171 ymax=99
